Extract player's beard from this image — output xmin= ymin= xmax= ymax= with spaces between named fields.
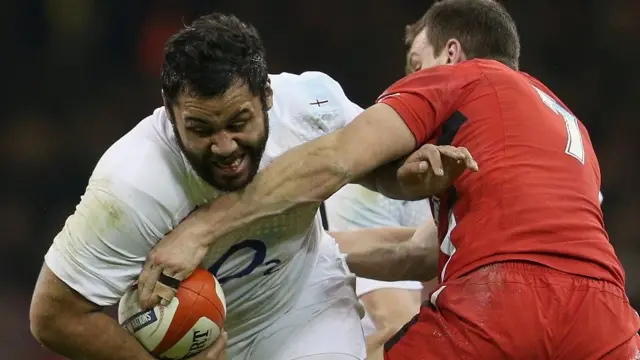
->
xmin=172 ymin=110 xmax=269 ymax=192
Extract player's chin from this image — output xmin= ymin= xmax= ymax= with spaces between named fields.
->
xmin=211 ymin=163 xmax=254 ymax=191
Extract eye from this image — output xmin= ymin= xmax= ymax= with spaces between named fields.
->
xmin=228 ymin=121 xmax=247 ymax=132
xmin=188 ymin=127 xmax=213 ymax=137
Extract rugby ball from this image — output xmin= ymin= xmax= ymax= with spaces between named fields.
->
xmin=118 ymin=268 xmax=226 ymax=359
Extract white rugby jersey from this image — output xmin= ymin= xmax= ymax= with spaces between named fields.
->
xmin=44 ymin=71 xmax=363 ymax=342
xmin=324 ymin=184 xmax=431 ymax=336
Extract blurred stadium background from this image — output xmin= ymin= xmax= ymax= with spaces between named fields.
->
xmin=3 ymin=0 xmax=639 ymax=357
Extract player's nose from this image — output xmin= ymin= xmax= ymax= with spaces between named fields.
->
xmin=210 ymin=132 xmax=239 ymax=157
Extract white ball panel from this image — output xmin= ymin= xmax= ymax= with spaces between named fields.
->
xmin=214 ymin=277 xmax=227 ymax=315
xmin=160 ymin=317 xmax=220 ymax=359
xmin=118 ymin=288 xmax=179 ymax=352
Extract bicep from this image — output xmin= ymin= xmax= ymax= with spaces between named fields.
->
xmin=30 ymin=263 xmax=102 ymax=345
xmin=334 ymin=103 xmax=417 ymax=183
xmin=31 ymin=263 xmax=99 ymax=322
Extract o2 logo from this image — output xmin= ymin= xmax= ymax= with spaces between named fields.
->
xmin=208 ymin=239 xmax=283 ymax=284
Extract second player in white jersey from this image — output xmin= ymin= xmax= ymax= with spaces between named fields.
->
xmin=34 ymin=14 xmax=366 ymax=360
xmin=325 ymin=185 xmax=430 ymax=358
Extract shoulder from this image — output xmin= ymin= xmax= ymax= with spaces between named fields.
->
xmin=267 ymin=71 xmax=362 ymax=142
xmin=519 ymin=70 xmax=572 ymax=111
xmin=270 ymin=71 xmax=348 ymax=100
xmin=90 ymin=107 xmax=193 ymax=220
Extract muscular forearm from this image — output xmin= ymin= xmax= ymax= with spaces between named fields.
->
xmin=191 ymin=104 xmax=416 ymax=247
xmin=195 ymin=132 xmax=357 ymax=245
xmin=330 ymin=227 xmax=416 ymax=254
xmin=358 ymin=160 xmax=424 ymax=201
xmin=345 ymin=241 xmax=435 ymax=281
xmin=33 ymin=311 xmax=154 ymax=360
xmin=344 ymin=220 xmax=439 ymax=282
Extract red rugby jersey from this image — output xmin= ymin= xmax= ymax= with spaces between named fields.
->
xmin=377 ymin=59 xmax=624 ymax=289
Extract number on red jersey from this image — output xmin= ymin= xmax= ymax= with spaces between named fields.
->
xmin=533 ymin=86 xmax=585 ymax=164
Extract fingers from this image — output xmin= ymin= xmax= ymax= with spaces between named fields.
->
xmin=156 ymin=272 xmax=181 ymax=306
xmin=405 ymin=145 xmax=443 ymax=176
xmin=153 ymin=281 xmax=178 ymax=307
xmin=397 ymin=161 xmax=429 ymax=179
xmin=138 ymin=262 xmax=162 ymax=309
xmin=138 ymin=253 xmax=194 ymax=309
xmin=416 ymin=145 xmax=478 ymax=173
xmin=399 ymin=144 xmax=479 ymax=182
xmin=422 ymin=147 xmax=444 ymax=176
xmin=457 ymin=147 xmax=479 ymax=172
xmin=437 ymin=146 xmax=478 ymax=172
xmin=172 ymin=268 xmax=195 ymax=283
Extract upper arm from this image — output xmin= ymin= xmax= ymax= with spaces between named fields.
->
xmin=331 ymin=103 xmax=418 ymax=184
xmin=326 ymin=67 xmax=480 ymax=185
xmin=30 ymin=263 xmax=99 ymax=330
xmin=43 ymin=180 xmax=169 ymax=307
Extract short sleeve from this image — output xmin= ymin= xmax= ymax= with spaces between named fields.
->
xmin=376 ymin=64 xmax=480 ymax=144
xmin=44 ymin=179 xmax=170 ymax=306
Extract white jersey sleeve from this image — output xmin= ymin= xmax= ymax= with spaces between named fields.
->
xmin=44 ymin=179 xmax=170 ymax=306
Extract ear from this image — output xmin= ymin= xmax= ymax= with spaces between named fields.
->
xmin=264 ymin=79 xmax=274 ymax=110
xmin=444 ymin=39 xmax=467 ymax=65
xmin=161 ymin=90 xmax=175 ymax=123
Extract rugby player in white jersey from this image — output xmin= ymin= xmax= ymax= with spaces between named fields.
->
xmin=28 ymin=13 xmax=444 ymax=360
xmin=325 ymin=185 xmax=430 ymax=360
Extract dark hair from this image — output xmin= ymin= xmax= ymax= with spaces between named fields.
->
xmin=161 ymin=13 xmax=269 ymax=107
xmin=405 ymin=0 xmax=520 ymax=70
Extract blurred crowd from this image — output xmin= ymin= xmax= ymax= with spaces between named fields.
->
xmin=3 ymin=0 xmax=639 ymax=357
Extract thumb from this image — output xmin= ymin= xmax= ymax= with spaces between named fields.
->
xmin=397 ymin=161 xmax=429 ymax=179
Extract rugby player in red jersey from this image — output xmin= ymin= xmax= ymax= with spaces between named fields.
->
xmin=139 ymin=0 xmax=639 ymax=358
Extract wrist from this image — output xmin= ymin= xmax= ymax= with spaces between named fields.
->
xmin=196 ymin=191 xmax=244 ymax=246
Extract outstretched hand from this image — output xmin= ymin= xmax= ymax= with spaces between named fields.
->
xmin=396 ymin=144 xmax=478 ymax=198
